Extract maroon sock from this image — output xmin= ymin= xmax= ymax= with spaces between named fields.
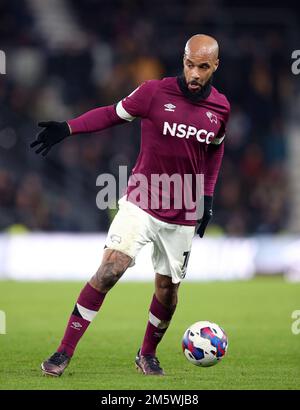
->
xmin=140 ymin=294 xmax=175 ymax=357
xmin=57 ymin=283 xmax=106 ymax=357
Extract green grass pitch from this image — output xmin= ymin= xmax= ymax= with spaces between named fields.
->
xmin=0 ymin=277 xmax=299 ymax=390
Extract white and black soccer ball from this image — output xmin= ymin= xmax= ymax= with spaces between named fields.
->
xmin=182 ymin=321 xmax=228 ymax=367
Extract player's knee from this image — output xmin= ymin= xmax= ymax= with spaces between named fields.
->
xmin=93 ymin=269 xmax=122 ymax=293
xmin=93 ymin=249 xmax=132 ymax=292
xmin=98 ymin=271 xmax=118 ymax=291
xmin=156 ymin=279 xmax=179 ymax=311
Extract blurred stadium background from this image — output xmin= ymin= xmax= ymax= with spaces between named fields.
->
xmin=0 ymin=0 xmax=300 ymax=282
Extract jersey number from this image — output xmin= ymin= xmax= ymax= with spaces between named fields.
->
xmin=181 ymin=251 xmax=191 ymax=278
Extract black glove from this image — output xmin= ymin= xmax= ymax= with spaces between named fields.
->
xmin=196 ymin=196 xmax=213 ymax=238
xmin=30 ymin=121 xmax=71 ymax=156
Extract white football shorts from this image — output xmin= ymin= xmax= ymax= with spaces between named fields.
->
xmin=104 ymin=196 xmax=195 ymax=283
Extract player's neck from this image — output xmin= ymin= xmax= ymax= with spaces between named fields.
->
xmin=177 ymin=75 xmax=212 ymax=102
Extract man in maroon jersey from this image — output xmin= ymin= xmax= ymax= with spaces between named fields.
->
xmin=31 ymin=34 xmax=230 ymax=376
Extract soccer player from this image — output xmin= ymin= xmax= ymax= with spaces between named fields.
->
xmin=31 ymin=34 xmax=230 ymax=376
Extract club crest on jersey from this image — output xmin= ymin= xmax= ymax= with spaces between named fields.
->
xmin=164 ymin=103 xmax=176 ymax=112
xmin=206 ymin=111 xmax=218 ymax=124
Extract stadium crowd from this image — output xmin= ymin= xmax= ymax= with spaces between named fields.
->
xmin=0 ymin=0 xmax=295 ymax=234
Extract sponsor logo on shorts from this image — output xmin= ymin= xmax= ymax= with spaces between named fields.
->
xmin=110 ymin=234 xmax=122 ymax=244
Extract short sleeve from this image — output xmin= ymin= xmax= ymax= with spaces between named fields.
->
xmin=115 ymin=80 xmax=158 ymax=121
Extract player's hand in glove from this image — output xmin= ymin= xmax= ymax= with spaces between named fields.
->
xmin=196 ymin=196 xmax=213 ymax=238
xmin=30 ymin=121 xmax=71 ymax=156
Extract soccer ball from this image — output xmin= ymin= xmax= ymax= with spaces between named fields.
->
xmin=182 ymin=321 xmax=228 ymax=367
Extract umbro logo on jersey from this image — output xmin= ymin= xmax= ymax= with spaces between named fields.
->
xmin=164 ymin=103 xmax=176 ymax=112
xmin=206 ymin=111 xmax=218 ymax=124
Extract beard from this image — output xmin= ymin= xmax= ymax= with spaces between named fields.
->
xmin=177 ymin=72 xmax=213 ymax=103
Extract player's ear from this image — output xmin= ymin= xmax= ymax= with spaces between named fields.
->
xmin=213 ymin=59 xmax=219 ymax=72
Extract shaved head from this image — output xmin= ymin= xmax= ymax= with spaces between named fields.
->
xmin=182 ymin=34 xmax=219 ymax=96
xmin=184 ymin=34 xmax=219 ymax=61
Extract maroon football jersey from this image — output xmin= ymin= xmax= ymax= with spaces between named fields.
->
xmin=116 ymin=77 xmax=230 ymax=225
